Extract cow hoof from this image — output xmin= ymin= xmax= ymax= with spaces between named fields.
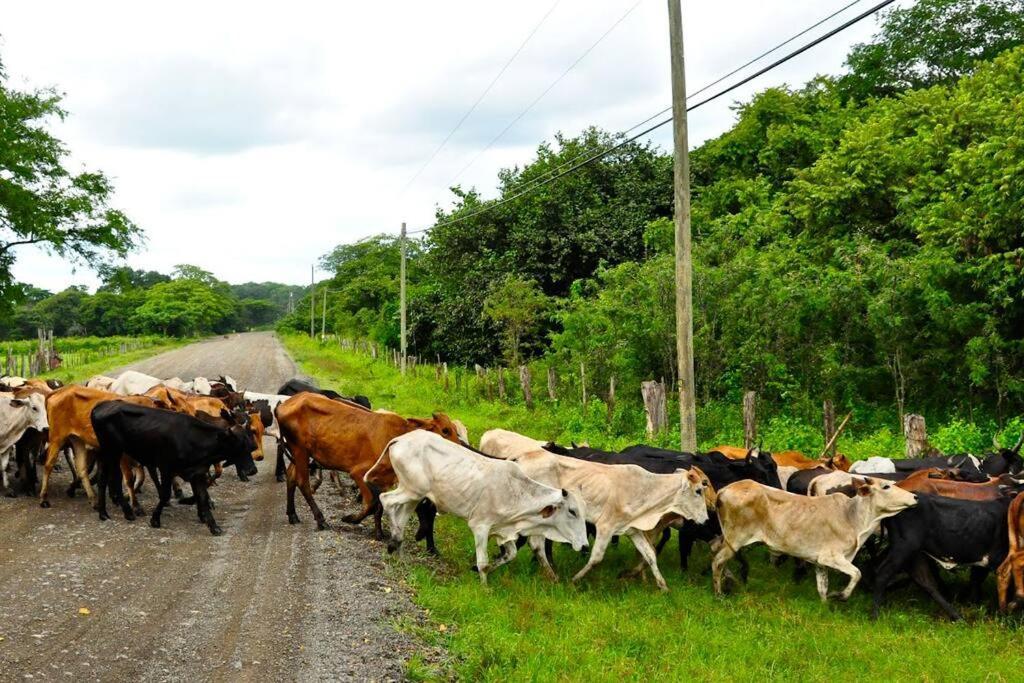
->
xmin=275 ymin=475 xmax=285 ymax=483
xmin=288 ymin=513 xmax=301 ymax=525
xmin=66 ymin=488 xmax=76 ymax=498
xmin=828 ymin=592 xmax=851 ymax=602
xmin=4 ymin=490 xmax=16 ymax=498
xmin=341 ymin=513 xmax=361 ymax=524
xmin=98 ymin=512 xmax=110 ymax=521
xmin=150 ymin=518 xmax=161 ymax=529
xmin=316 ymin=520 xmax=331 ymax=532
xmin=209 ymin=526 xmax=223 ymax=536
xmin=386 ymin=540 xmax=401 ymax=554
xmin=40 ymin=500 xmax=51 ymax=508
xmin=427 ymin=546 xmax=439 ymax=557
xmin=123 ymin=511 xmax=136 ymax=522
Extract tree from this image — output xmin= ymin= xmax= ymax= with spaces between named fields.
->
xmin=483 ymin=276 xmax=549 ymax=366
xmin=839 ymin=0 xmax=1024 ymax=100
xmin=0 ymin=55 xmax=142 ymax=316
xmin=133 ymin=278 xmax=236 ymax=336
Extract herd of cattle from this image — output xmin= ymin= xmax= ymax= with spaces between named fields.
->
xmin=2 ymin=370 xmax=1024 ymax=622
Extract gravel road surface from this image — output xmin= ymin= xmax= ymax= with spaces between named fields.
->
xmin=0 ymin=332 xmax=423 ymax=682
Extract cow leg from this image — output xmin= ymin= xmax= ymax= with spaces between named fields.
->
xmin=678 ymin=528 xmax=696 ymax=572
xmin=118 ymin=457 xmax=141 ymax=518
xmin=341 ymin=468 xmax=377 ymax=525
xmin=39 ymin=436 xmax=68 ymax=508
xmin=380 ymin=488 xmax=418 ymax=554
xmin=997 ymin=555 xmax=1014 ymax=612
xmin=488 ymin=541 xmax=519 ymax=575
xmin=150 ymin=469 xmax=174 ymax=529
xmin=814 ymin=566 xmax=831 ymax=602
xmin=470 ymin=525 xmax=494 ymax=586
xmin=909 ymin=555 xmax=963 ymax=621
xmin=414 ymin=498 xmax=439 ymax=556
xmin=527 ymin=536 xmax=558 ymax=580
xmin=654 ymin=527 xmax=670 ymax=555
xmin=275 ymin=441 xmax=287 ymax=482
xmin=192 ymin=476 xmax=221 ymax=535
xmin=711 ymin=542 xmax=738 ymax=595
xmin=627 ymin=529 xmax=669 ymax=592
xmin=571 ymin=530 xmax=612 ymax=585
xmin=824 ymin=555 xmax=861 ymax=601
xmin=285 ymin=462 xmax=300 ymax=524
xmin=95 ymin=457 xmax=111 ymax=522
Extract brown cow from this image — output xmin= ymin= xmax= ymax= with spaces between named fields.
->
xmin=713 ymin=445 xmax=851 ymax=472
xmin=895 ymin=468 xmax=1020 ymax=501
xmin=40 ymin=386 xmax=163 ymax=508
xmin=997 ymin=491 xmax=1024 ymax=612
xmin=275 ymin=392 xmax=460 ymax=535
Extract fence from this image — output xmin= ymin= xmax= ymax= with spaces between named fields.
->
xmin=328 ymin=336 xmax=940 ymax=455
xmin=2 ymin=331 xmax=155 ymax=378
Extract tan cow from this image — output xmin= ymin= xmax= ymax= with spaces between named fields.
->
xmin=479 ymin=430 xmax=710 ymax=591
xmin=712 ymin=478 xmax=917 ymax=601
xmin=713 ymin=445 xmax=851 ymax=472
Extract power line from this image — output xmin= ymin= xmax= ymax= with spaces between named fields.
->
xmin=410 ymin=0 xmax=895 ymax=235
xmin=447 ymin=0 xmax=643 ymax=186
xmin=398 ymin=0 xmax=562 ymax=197
xmin=467 ymin=0 xmax=865 ymax=201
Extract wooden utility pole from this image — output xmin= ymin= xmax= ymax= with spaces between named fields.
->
xmin=321 ymin=288 xmax=327 ymax=339
xmin=668 ymin=0 xmax=696 ymax=451
xmin=309 ymin=264 xmax=315 ymax=339
xmin=400 ymin=222 xmax=407 ymax=375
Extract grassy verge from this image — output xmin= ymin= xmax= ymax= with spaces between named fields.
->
xmin=284 ymin=334 xmax=1024 ymax=681
xmin=34 ymin=338 xmax=189 ymax=384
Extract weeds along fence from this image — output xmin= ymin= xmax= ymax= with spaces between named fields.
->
xmin=329 ymin=336 xmax=948 ymax=455
xmin=1 ymin=331 xmax=162 ymax=378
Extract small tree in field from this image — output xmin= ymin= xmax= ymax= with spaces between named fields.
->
xmin=483 ymin=276 xmax=549 ymax=367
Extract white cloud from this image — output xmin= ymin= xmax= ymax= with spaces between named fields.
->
xmin=0 ymin=0 xmax=906 ymax=293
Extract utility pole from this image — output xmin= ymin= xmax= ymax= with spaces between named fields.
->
xmin=288 ymin=291 xmax=294 ymax=314
xmin=321 ymin=287 xmax=327 ymax=339
xmin=309 ymin=264 xmax=315 ymax=339
xmin=400 ymin=222 xmax=407 ymax=375
xmin=668 ymin=0 xmax=696 ymax=451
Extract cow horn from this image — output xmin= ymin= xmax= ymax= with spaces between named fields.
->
xmin=1013 ymin=432 xmax=1024 ymax=454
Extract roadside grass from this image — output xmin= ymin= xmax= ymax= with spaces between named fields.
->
xmin=35 ymin=338 xmax=188 ymax=384
xmin=283 ymin=335 xmax=1024 ymax=681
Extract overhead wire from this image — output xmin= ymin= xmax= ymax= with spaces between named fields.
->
xmin=408 ymin=0 xmax=896 ymax=235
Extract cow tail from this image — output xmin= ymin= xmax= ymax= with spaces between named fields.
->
xmin=365 ymin=437 xmax=401 ymax=487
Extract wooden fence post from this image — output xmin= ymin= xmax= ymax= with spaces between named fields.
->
xmin=904 ymin=414 xmax=930 ymax=457
xmin=743 ymin=391 xmax=756 ymax=449
xmin=442 ymin=362 xmax=449 ymax=391
xmin=547 ymin=367 xmax=558 ymax=401
xmin=497 ymin=368 xmax=507 ymax=401
xmin=580 ymin=362 xmax=587 ymax=408
xmin=484 ymin=368 xmax=493 ymax=401
xmin=823 ymin=399 xmax=836 ymax=456
xmin=641 ymin=380 xmax=668 ymax=437
xmin=607 ymin=375 xmax=616 ymax=422
xmin=519 ymin=366 xmax=534 ymax=410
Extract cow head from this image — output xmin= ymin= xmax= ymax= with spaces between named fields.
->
xmin=407 ymin=412 xmax=462 ymax=444
xmin=218 ymin=416 xmax=259 ymax=476
xmin=9 ymin=394 xmax=48 ymax=432
xmin=673 ymin=469 xmax=710 ymax=525
xmin=728 ymin=447 xmax=782 ymax=489
xmin=246 ymin=411 xmax=266 ymax=461
xmin=824 ymin=453 xmax=852 ymax=471
xmin=853 ymin=477 xmax=917 ymax=514
xmin=689 ymin=466 xmax=717 ymax=510
xmin=982 ymin=434 xmax=1024 ymax=476
xmin=526 ymin=488 xmax=589 ymax=552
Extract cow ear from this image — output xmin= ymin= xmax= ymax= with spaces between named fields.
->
xmin=539 ymin=505 xmax=556 ymax=518
xmin=857 ymin=482 xmax=872 ymax=496
xmin=561 ymin=488 xmax=568 ymax=498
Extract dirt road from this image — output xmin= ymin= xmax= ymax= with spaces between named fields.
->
xmin=0 ymin=332 xmax=421 ymax=682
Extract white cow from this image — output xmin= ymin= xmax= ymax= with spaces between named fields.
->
xmin=849 ymin=456 xmax=897 ymax=474
xmin=85 ymin=375 xmax=116 ymax=391
xmin=479 ymin=429 xmax=711 ymax=591
xmin=109 ymin=370 xmax=187 ymax=395
xmin=369 ymin=431 xmax=589 ymax=585
xmin=242 ymin=391 xmax=291 ymax=439
xmin=712 ymin=478 xmax=917 ymax=601
xmin=0 ymin=393 xmax=49 ymax=492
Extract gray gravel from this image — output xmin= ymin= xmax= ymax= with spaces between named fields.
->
xmin=0 ymin=332 xmax=426 ymax=682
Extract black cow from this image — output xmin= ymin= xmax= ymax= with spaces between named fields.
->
xmin=91 ymin=402 xmax=257 ymax=535
xmin=276 ymin=378 xmax=371 ymax=410
xmin=785 ymin=467 xmax=832 ymax=495
xmin=872 ymin=494 xmax=1013 ymax=620
xmin=891 ymin=454 xmax=984 ymax=476
xmin=979 ymin=435 xmax=1024 ymax=475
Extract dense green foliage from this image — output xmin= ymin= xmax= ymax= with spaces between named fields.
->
xmin=0 ymin=265 xmax=304 ymax=338
xmin=299 ymin=1 xmax=1024 ymax=429
xmin=0 ymin=55 xmax=141 ymax=318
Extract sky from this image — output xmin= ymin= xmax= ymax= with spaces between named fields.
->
xmin=0 ymin=0 xmax=909 ymax=292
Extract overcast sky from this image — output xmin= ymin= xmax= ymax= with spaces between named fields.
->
xmin=1 ymin=0 xmax=907 ymax=291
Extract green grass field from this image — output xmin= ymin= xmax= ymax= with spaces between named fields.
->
xmin=283 ymin=334 xmax=1024 ymax=682
xmin=35 ymin=338 xmax=187 ymax=385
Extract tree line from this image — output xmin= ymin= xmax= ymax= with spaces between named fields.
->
xmin=0 ymin=265 xmax=305 ymax=339
xmin=278 ymin=0 xmax=1024 ymax=423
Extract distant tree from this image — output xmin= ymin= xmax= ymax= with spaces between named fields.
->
xmin=483 ymin=276 xmax=549 ymax=366
xmin=33 ymin=286 xmax=89 ymax=336
xmin=96 ymin=265 xmax=170 ymax=293
xmin=0 ymin=55 xmax=142 ymax=317
xmin=133 ymin=278 xmax=235 ymax=336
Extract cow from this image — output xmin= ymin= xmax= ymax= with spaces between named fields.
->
xmin=369 ymin=431 xmax=588 ymax=584
xmin=479 ymin=428 xmax=546 ymax=459
xmin=276 ymin=378 xmax=371 ymax=410
xmin=895 ymin=468 xmax=1024 ymax=501
xmin=712 ymin=478 xmax=918 ymax=602
xmin=872 ymin=494 xmax=1013 ymax=620
xmin=785 ymin=467 xmax=832 ymax=495
xmin=713 ymin=445 xmax=851 ymax=472
xmin=274 ymin=393 xmax=459 ymax=535
xmin=980 ymin=434 xmax=1024 ymax=475
xmin=86 ymin=375 xmax=117 ymax=391
xmin=545 ymin=442 xmax=781 ymax=571
xmin=850 ymin=456 xmax=897 ymax=474
xmin=996 ymin=491 xmax=1024 ymax=612
xmin=0 ymin=393 xmax=49 ymax=494
xmin=90 ymin=402 xmax=256 ymax=534
xmin=109 ymin=370 xmax=188 ymax=396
